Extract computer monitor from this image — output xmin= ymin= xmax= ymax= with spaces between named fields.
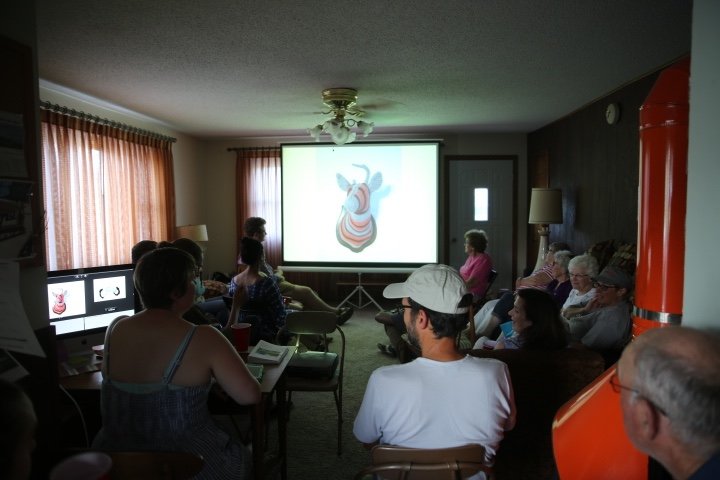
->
xmin=46 ymin=264 xmax=135 ymax=337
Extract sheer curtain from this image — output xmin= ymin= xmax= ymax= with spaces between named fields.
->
xmin=40 ymin=109 xmax=175 ymax=270
xmin=235 ymin=147 xmax=281 ymax=267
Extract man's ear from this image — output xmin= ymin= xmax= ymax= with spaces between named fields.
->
xmin=633 ymin=396 xmax=662 ymax=442
xmin=415 ymin=308 xmax=430 ymax=330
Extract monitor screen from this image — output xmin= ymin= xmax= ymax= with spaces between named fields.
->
xmin=281 ymin=141 xmax=440 ymax=269
xmin=46 ymin=264 xmax=135 ymax=337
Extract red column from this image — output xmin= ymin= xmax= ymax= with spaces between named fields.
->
xmin=633 ymin=57 xmax=690 ymax=336
xmin=552 ymin=57 xmax=690 ymax=479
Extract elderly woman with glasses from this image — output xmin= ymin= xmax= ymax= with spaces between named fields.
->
xmin=560 ymin=254 xmax=599 ymax=319
xmin=567 ymin=265 xmax=633 ymax=351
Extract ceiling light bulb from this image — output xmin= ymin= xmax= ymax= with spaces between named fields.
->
xmin=332 ymin=125 xmax=351 ymax=145
xmin=308 ymin=124 xmax=323 ymax=141
xmin=358 ymin=120 xmax=374 ymax=137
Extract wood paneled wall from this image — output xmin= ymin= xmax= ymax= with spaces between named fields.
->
xmin=526 ymin=71 xmax=661 ymax=259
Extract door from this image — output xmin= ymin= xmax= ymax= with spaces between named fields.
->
xmin=448 ymin=157 xmax=516 ymax=291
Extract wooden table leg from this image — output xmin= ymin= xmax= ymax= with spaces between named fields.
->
xmin=277 ymin=377 xmax=288 ymax=480
xmin=252 ymin=396 xmax=266 ymax=480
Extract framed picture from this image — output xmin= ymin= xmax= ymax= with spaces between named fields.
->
xmin=0 ymin=34 xmax=44 ymax=266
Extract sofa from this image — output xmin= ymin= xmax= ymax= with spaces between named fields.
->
xmin=467 ymin=347 xmax=606 ymax=479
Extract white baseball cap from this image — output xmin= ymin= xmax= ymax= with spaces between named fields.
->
xmin=383 ymin=264 xmax=471 ymax=314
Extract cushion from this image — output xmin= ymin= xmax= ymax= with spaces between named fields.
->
xmin=585 ymin=240 xmax=616 ymax=272
xmin=203 ymin=279 xmax=228 ymax=299
xmin=287 ymin=351 xmax=339 ymax=379
xmin=607 ymin=242 xmax=637 ymax=275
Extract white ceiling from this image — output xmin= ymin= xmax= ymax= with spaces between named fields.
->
xmin=35 ymin=0 xmax=693 ymax=139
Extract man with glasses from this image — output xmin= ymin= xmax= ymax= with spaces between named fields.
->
xmin=353 ymin=264 xmax=516 ymax=471
xmin=614 ymin=327 xmax=720 ymax=479
xmin=567 ymin=265 xmax=633 ymax=351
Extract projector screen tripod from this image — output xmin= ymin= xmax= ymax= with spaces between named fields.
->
xmin=338 ymin=272 xmax=384 ymax=311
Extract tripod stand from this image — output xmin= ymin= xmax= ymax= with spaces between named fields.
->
xmin=338 ymin=272 xmax=384 ymax=311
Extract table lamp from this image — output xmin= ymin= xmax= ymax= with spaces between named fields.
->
xmin=176 ymin=224 xmax=208 ymax=242
xmin=528 ymin=188 xmax=563 ymax=272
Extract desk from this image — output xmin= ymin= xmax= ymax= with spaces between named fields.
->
xmin=60 ymin=348 xmax=293 ymax=480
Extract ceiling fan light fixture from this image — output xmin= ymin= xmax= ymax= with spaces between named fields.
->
xmin=309 ymin=88 xmax=373 ymax=145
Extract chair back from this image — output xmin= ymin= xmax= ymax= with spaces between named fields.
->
xmin=106 ymin=451 xmax=204 ymax=479
xmin=355 ymin=444 xmax=492 ymax=480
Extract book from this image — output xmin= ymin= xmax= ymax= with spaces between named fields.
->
xmin=246 ymin=363 xmax=264 ymax=382
xmin=248 ymin=340 xmax=289 ymax=364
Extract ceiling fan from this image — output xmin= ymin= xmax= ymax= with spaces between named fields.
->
xmin=308 ymin=88 xmax=374 ymax=145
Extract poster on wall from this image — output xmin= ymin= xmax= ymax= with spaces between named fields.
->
xmin=0 ymin=179 xmax=36 ymax=261
xmin=0 ymin=111 xmax=26 ymax=178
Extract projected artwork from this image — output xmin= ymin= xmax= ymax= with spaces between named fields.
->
xmin=336 ymin=164 xmax=383 ymax=252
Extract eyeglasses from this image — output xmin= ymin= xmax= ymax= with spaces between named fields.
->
xmin=609 ymin=373 xmax=668 ymax=416
xmin=570 ymin=273 xmax=589 ymax=278
xmin=396 ymin=303 xmax=413 ymax=312
xmin=593 ymin=282 xmax=618 ymax=291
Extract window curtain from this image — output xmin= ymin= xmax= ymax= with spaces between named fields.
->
xmin=235 ymin=147 xmax=281 ymax=267
xmin=40 ymin=109 xmax=175 ymax=270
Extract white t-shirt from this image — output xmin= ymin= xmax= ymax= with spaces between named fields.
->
xmin=562 ymin=288 xmax=596 ymax=309
xmin=353 ymin=355 xmax=516 ymax=470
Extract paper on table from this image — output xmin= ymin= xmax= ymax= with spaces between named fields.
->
xmin=0 ymin=261 xmax=45 ymax=356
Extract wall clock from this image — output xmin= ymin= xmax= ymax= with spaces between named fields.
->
xmin=605 ymin=102 xmax=621 ymax=125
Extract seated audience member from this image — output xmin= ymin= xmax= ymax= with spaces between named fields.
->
xmin=354 ymin=264 xmax=516 ymax=472
xmin=228 ymin=237 xmax=288 ymax=344
xmin=616 ymin=327 xmax=720 ymax=480
xmin=131 ymin=239 xmax=158 ymax=312
xmin=561 ymin=254 xmax=599 ymax=320
xmin=515 ymin=241 xmax=570 ymax=289
xmin=92 ymin=247 xmax=261 ymax=479
xmin=131 ymin=240 xmax=158 ymax=264
xmin=567 ymin=266 xmax=633 ymax=351
xmin=543 ymin=249 xmax=573 ymax=308
xmin=480 ymin=288 xmax=569 ymax=351
xmin=459 ymin=229 xmax=493 ymax=302
xmin=473 ymin=247 xmax=573 ymax=339
xmin=173 ymin=237 xmax=230 ymax=327
xmin=0 ymin=380 xmax=37 ymax=480
xmin=243 ymin=217 xmax=353 ymax=325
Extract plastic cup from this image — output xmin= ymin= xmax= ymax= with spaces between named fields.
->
xmin=50 ymin=452 xmax=112 ymax=480
xmin=231 ymin=322 xmax=252 ymax=352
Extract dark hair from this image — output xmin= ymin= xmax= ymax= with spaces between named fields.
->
xmin=134 ymin=247 xmax=195 ymax=309
xmin=243 ymin=217 xmax=266 ymax=237
xmin=0 ymin=379 xmax=35 ymax=477
xmin=172 ymin=237 xmax=203 ymax=269
xmin=408 ymin=296 xmax=472 ymax=340
xmin=157 ymin=240 xmax=174 ymax=249
xmin=464 ymin=229 xmax=488 ymax=253
xmin=239 ymin=237 xmax=264 ymax=266
xmin=514 ymin=289 xmax=568 ymax=350
xmin=131 ymin=240 xmax=158 ymax=264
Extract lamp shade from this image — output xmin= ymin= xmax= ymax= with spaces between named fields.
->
xmin=528 ymin=188 xmax=563 ymax=224
xmin=176 ymin=224 xmax=208 ymax=242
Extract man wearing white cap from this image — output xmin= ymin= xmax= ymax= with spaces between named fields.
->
xmin=353 ymin=264 xmax=516 ymax=469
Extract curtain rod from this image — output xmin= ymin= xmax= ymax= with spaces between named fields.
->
xmin=40 ymin=101 xmax=177 ymax=143
xmin=227 ymin=146 xmax=280 ymax=152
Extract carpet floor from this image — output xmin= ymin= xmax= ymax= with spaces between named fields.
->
xmin=230 ymin=305 xmax=399 ymax=479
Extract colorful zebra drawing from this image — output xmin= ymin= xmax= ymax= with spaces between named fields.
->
xmin=336 ymin=164 xmax=383 ymax=252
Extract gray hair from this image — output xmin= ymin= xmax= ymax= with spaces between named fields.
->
xmin=553 ymin=250 xmax=572 ymax=271
xmin=568 ymin=254 xmax=599 ymax=278
xmin=632 ymin=330 xmax=720 ymax=456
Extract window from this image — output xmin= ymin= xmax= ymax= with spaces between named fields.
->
xmin=234 ymin=147 xmax=281 ymax=267
xmin=40 ymin=108 xmax=175 ymax=270
xmin=474 ymin=187 xmax=489 ymax=221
